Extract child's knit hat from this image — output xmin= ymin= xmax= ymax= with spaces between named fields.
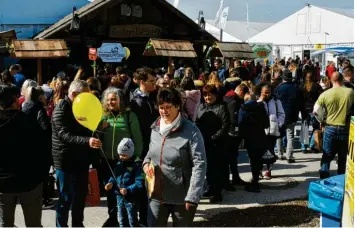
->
xmin=117 ymin=138 xmax=134 ymax=158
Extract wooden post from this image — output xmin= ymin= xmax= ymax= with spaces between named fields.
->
xmin=37 ymin=59 xmax=42 ymax=85
xmin=167 ymin=57 xmax=173 ymax=75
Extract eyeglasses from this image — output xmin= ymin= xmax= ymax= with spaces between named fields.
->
xmin=159 ymin=105 xmax=173 ymax=111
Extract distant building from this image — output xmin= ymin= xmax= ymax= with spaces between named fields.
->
xmin=0 ymin=0 xmax=90 ymax=39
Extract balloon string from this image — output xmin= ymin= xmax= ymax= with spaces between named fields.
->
xmin=93 ymin=130 xmax=121 ymax=192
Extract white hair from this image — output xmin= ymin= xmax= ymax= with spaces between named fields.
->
xmin=21 ymin=79 xmax=37 ymax=96
xmin=68 ymin=80 xmax=89 ymax=100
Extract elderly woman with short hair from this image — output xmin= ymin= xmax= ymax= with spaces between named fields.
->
xmin=143 ymin=87 xmax=207 ymax=227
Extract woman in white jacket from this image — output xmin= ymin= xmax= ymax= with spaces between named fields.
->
xmin=257 ymin=83 xmax=285 ymax=179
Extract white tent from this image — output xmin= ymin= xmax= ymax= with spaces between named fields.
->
xmin=202 ymin=21 xmax=242 ymax=42
xmin=249 ymin=5 xmax=354 ymax=45
xmin=204 ymin=20 xmax=273 ymax=42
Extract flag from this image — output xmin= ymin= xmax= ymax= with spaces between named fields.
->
xmin=214 ymin=0 xmax=224 ymax=28
xmin=220 ymin=6 xmax=229 ymax=30
xmin=173 ymin=0 xmax=179 ymax=8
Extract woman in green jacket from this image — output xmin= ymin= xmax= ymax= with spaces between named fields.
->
xmin=100 ymin=87 xmax=143 ymax=227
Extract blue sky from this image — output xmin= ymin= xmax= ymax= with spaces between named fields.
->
xmin=167 ymin=0 xmax=354 ymax=22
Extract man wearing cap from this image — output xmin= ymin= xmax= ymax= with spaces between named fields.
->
xmin=275 ymin=70 xmax=307 ymax=163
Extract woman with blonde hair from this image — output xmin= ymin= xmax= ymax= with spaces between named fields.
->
xmin=184 ymin=67 xmax=195 ymax=79
xmin=19 ymin=79 xmax=38 ymax=108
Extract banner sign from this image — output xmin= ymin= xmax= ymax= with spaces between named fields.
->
xmin=250 ymin=43 xmax=273 ymax=63
xmin=342 ymin=116 xmax=354 ymax=227
xmin=109 ymin=24 xmax=162 ymax=38
xmin=97 ymin=43 xmax=126 ymax=63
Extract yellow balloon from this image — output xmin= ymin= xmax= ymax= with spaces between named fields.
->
xmin=124 ymin=47 xmax=130 ymax=60
xmin=72 ymin=92 xmax=103 ymax=132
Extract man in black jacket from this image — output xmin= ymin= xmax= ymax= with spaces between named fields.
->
xmin=0 ymin=84 xmax=46 ymax=227
xmin=130 ymin=68 xmax=158 ymax=226
xmin=223 ymin=83 xmax=249 ymax=188
xmin=52 ymin=80 xmax=102 ymax=227
xmin=131 ymin=68 xmax=159 ymax=160
xmin=275 ymin=70 xmax=307 ymax=163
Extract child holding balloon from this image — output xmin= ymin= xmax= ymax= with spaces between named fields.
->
xmin=104 ymin=138 xmax=144 ymax=227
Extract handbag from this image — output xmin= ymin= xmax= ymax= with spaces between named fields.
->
xmin=261 ymin=149 xmax=277 ymax=165
xmin=300 ymin=121 xmax=310 ymax=145
xmin=86 ymin=168 xmax=101 ymax=206
xmin=145 ymin=162 xmax=155 ymax=198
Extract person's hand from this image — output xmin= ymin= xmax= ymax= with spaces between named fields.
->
xmin=105 ymin=183 xmax=113 ymax=191
xmin=120 ymin=188 xmax=127 ymax=196
xmin=185 ymin=202 xmax=197 ymax=211
xmin=143 ymin=164 xmax=153 ymax=178
xmin=89 ymin=138 xmax=102 ymax=149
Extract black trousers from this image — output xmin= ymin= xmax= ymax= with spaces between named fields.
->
xmin=206 ymin=143 xmax=223 ymax=195
xmin=222 ymin=136 xmax=242 ymax=186
xmin=247 ymin=149 xmax=263 ymax=182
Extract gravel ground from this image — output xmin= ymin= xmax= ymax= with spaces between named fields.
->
xmin=194 ymin=199 xmax=320 ymax=227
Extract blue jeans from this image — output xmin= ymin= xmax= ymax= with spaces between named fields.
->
xmin=117 ymin=196 xmax=137 ymax=227
xmin=56 ymin=169 xmax=88 ymax=227
xmin=301 ymin=113 xmax=320 ymax=150
xmin=320 ymin=126 xmax=349 ymax=174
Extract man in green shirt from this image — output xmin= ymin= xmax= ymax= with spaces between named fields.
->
xmin=314 ymin=72 xmax=354 ymax=179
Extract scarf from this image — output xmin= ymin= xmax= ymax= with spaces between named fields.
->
xmin=159 ymin=113 xmax=181 ymax=135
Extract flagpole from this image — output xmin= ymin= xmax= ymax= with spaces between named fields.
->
xmin=220 ymin=28 xmax=223 ymax=41
xmin=246 ymin=0 xmax=249 ymax=42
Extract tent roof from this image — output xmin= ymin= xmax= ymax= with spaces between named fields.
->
xmin=206 ymin=20 xmax=273 ymax=42
xmin=249 ymin=5 xmax=354 ymax=45
xmin=201 ymin=21 xmax=242 ymax=42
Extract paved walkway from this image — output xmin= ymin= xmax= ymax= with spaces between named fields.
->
xmin=14 ymin=124 xmax=337 ymax=227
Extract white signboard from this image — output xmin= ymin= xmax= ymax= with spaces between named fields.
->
xmin=97 ymin=43 xmax=125 ymax=63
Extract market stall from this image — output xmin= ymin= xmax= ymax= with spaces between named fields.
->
xmin=143 ymin=38 xmax=197 ymax=58
xmin=9 ymin=39 xmax=68 ymax=84
xmin=143 ymin=38 xmax=197 ymax=74
xmin=209 ymin=42 xmax=254 ymax=59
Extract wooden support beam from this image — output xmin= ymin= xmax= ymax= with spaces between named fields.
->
xmin=37 ymin=59 xmax=42 ymax=85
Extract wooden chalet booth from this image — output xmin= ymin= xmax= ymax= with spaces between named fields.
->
xmin=9 ymin=39 xmax=68 ymax=84
xmin=143 ymin=39 xmax=197 ymax=74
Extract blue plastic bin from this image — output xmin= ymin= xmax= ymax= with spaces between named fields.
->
xmin=308 ymin=175 xmax=345 ymax=220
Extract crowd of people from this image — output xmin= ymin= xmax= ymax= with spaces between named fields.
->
xmin=0 ymin=56 xmax=353 ymax=227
